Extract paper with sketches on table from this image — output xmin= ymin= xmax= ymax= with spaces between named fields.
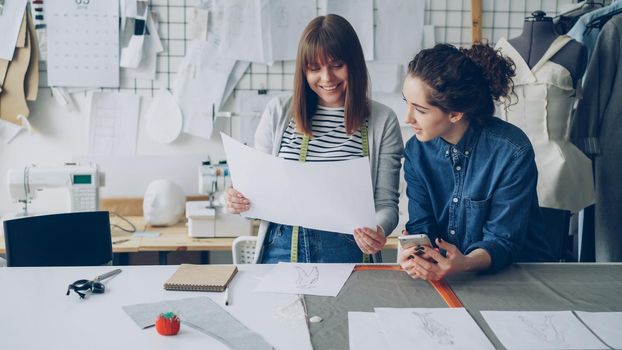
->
xmin=481 ymin=310 xmax=607 ymax=350
xmin=376 ymin=307 xmax=495 ymax=350
xmin=254 ymin=263 xmax=355 ymax=297
xmin=348 ymin=312 xmax=389 ymax=350
xmin=574 ymin=311 xmax=622 ymax=350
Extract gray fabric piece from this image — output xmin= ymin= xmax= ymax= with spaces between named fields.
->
xmin=449 ymin=264 xmax=622 ymax=349
xmin=303 ymin=270 xmax=447 ymax=350
xmin=123 ymin=297 xmax=273 ymax=350
xmin=305 ymin=264 xmax=622 ymax=350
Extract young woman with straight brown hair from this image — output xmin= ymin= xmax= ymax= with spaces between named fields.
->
xmin=226 ymin=14 xmax=403 ymax=263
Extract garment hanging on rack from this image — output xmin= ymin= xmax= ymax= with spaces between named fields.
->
xmin=495 ymin=36 xmax=595 ymax=213
xmin=573 ymin=14 xmax=622 ymax=262
xmin=568 ymin=1 xmax=622 ymax=67
xmin=555 ymin=0 xmax=604 ymax=34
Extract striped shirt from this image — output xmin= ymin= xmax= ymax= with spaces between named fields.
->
xmin=278 ymin=105 xmax=365 ymax=162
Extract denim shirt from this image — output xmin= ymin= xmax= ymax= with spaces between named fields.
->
xmin=404 ymin=117 xmax=553 ymax=272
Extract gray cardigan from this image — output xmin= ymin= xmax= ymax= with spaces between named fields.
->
xmin=252 ymin=95 xmax=404 ymax=263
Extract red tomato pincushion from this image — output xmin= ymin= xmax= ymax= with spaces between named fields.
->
xmin=155 ymin=312 xmax=181 ymax=336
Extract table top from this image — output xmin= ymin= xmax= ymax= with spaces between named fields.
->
xmin=0 ymin=264 xmax=312 ymax=350
xmin=304 ymin=263 xmax=622 ymax=350
xmin=1 ymin=263 xmax=620 ymax=350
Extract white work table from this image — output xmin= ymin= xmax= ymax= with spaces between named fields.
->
xmin=0 ymin=265 xmax=312 ymax=350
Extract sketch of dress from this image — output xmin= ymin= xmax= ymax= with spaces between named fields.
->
xmin=295 ymin=266 xmax=319 ymax=289
xmin=518 ymin=314 xmax=568 ymax=347
xmin=412 ymin=311 xmax=455 ymax=345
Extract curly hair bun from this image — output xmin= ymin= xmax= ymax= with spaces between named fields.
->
xmin=461 ymin=41 xmax=516 ymax=101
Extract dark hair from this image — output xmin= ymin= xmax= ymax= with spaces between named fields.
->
xmin=406 ymin=42 xmax=515 ymax=125
xmin=292 ymin=14 xmax=369 ymax=135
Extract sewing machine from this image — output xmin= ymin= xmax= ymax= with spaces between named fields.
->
xmin=186 ymin=161 xmax=252 ymax=238
xmin=7 ymin=164 xmax=105 ymax=216
xmin=198 ymin=160 xmax=229 ymax=208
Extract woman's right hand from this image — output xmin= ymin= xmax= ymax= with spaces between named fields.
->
xmin=225 ymin=187 xmax=250 ymax=214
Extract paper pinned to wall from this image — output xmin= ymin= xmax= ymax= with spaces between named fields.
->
xmin=221 ymin=61 xmax=251 ymax=110
xmin=326 ymin=0 xmax=374 ymax=61
xmin=348 ymin=312 xmax=388 ymax=350
xmin=88 ymin=92 xmax=140 ymax=155
xmin=145 ymin=88 xmax=182 ymax=144
xmin=481 ymin=311 xmax=607 ymax=350
xmin=0 ymin=0 xmax=27 ymax=60
xmin=187 ymin=6 xmax=210 ymax=41
xmin=120 ymin=0 xmax=149 ymax=69
xmin=375 ymin=0 xmax=425 ymax=64
xmin=221 ymin=0 xmax=270 ymax=63
xmin=122 ymin=15 xmax=163 ymax=80
xmin=254 ymin=263 xmax=355 ymax=297
xmin=46 ymin=0 xmax=119 ymax=87
xmin=268 ymin=0 xmax=316 ymax=61
xmin=221 ymin=133 xmax=377 ymax=234
xmin=220 ymin=0 xmax=315 ymax=63
xmin=173 ymin=39 xmax=236 ymax=140
xmin=375 ymin=308 xmax=495 ymax=349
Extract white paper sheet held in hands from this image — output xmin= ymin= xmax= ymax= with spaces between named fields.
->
xmin=221 ymin=133 xmax=376 ymax=234
xmin=254 ymin=263 xmax=355 ymax=297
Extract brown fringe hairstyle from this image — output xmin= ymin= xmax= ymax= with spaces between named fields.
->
xmin=292 ymin=14 xmax=370 ymax=136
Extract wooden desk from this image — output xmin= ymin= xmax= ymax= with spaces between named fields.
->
xmin=110 ymin=216 xmax=237 ymax=264
xmin=1 ymin=215 xmax=399 ymax=264
xmin=112 ymin=216 xmax=400 ymax=263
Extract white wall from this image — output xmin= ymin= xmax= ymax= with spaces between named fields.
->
xmin=0 ymin=89 xmax=230 ymax=217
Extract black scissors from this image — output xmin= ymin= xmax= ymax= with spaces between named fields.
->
xmin=66 ymin=269 xmax=122 ymax=299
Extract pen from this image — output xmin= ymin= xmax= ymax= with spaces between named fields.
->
xmin=112 ymin=238 xmax=130 ymax=245
xmin=224 ymin=287 xmax=230 ymax=306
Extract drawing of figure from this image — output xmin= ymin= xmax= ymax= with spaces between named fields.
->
xmin=412 ymin=311 xmax=454 ymax=345
xmin=275 ymin=6 xmax=288 ymax=27
xmin=517 ymin=314 xmax=568 ymax=347
xmin=224 ymin=2 xmax=243 ymax=37
xmin=295 ymin=265 xmax=319 ymax=289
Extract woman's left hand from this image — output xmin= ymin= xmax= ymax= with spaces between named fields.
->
xmin=353 ymin=226 xmax=386 ymax=254
xmin=402 ymin=238 xmax=470 ymax=281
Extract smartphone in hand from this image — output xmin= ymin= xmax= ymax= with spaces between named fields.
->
xmin=398 ymin=233 xmax=432 ymax=249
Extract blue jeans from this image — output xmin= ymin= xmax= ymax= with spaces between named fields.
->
xmin=259 ymin=223 xmax=365 ymax=263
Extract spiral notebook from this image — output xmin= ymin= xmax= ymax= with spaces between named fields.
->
xmin=164 ymin=264 xmax=238 ymax=292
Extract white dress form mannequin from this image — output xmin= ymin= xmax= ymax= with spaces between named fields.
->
xmin=497 ymin=11 xmax=592 ymax=261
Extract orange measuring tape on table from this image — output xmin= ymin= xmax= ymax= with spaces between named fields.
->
xmin=353 ymin=265 xmax=463 ymax=308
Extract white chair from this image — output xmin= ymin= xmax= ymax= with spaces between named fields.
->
xmin=232 ymin=236 xmax=258 ymax=264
